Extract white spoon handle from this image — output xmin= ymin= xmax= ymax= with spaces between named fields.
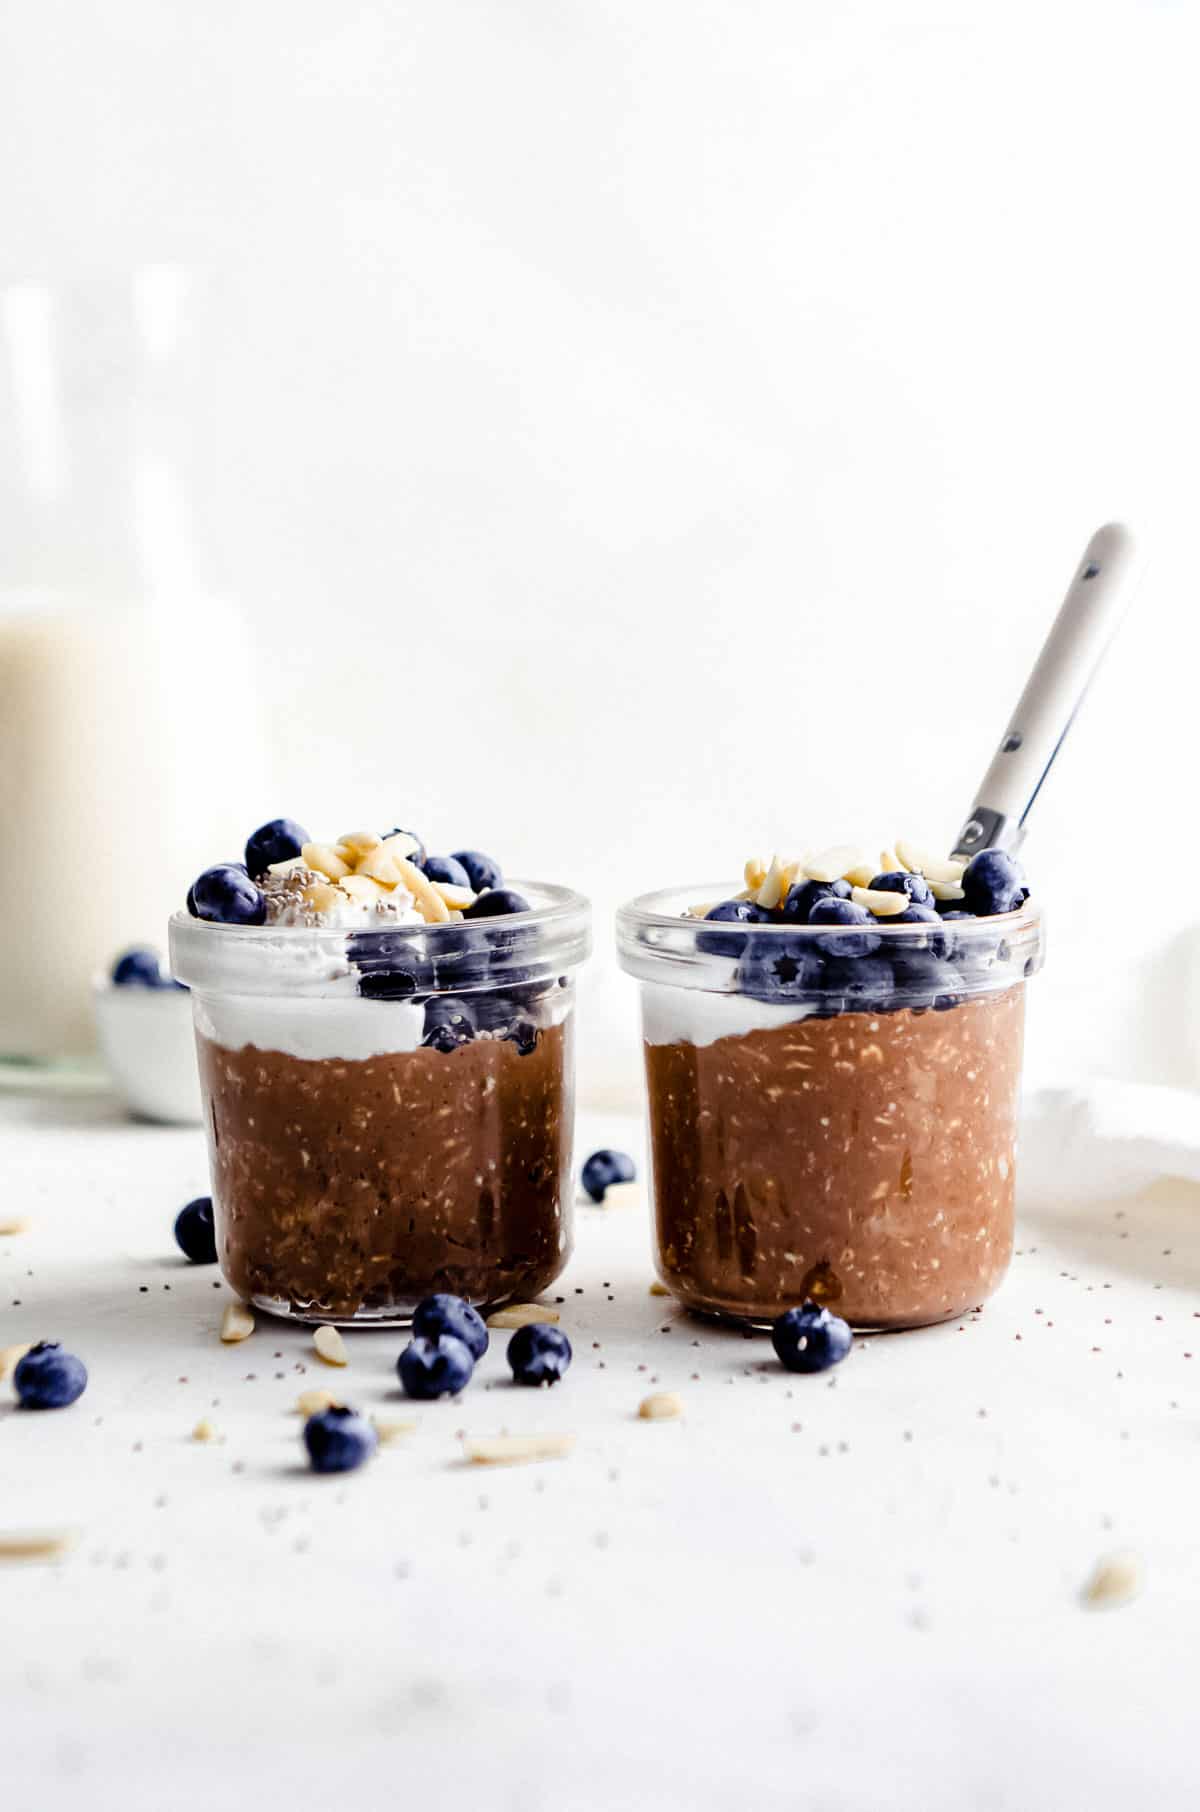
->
xmin=951 ymin=522 xmax=1140 ymax=858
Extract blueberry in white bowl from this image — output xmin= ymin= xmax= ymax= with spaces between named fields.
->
xmin=95 ymin=951 xmax=202 ymax=1125
xmin=244 ymin=817 xmax=310 ymax=878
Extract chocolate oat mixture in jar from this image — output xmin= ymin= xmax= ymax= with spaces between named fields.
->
xmin=171 ymin=821 xmax=590 ymax=1324
xmin=618 ymin=842 xmax=1044 ymax=1329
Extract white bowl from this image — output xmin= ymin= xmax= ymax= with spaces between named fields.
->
xmin=93 ymin=979 xmax=203 ymax=1125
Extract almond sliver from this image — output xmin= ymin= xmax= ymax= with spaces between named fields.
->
xmin=390 ymin=855 xmax=451 ymax=924
xmin=851 ymin=886 xmax=910 ymax=918
xmin=804 ymin=847 xmax=863 ymax=884
xmin=463 ymin=1433 xmax=574 ymax=1466
xmin=432 ymin=882 xmax=476 ymax=911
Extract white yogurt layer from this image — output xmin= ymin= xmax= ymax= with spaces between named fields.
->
xmin=195 ymin=992 xmax=426 ymax=1062
xmin=640 ymin=982 xmax=815 ymax=1049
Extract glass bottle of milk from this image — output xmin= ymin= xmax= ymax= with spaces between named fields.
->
xmin=0 ymin=268 xmax=266 ymax=1062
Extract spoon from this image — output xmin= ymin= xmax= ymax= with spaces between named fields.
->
xmin=951 ymin=522 xmax=1140 ymax=859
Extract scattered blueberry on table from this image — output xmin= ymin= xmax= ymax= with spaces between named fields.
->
xmin=412 ymin=1293 xmax=489 ymax=1360
xmin=188 ymin=864 xmax=267 ymax=926
xmin=303 ymin=1405 xmax=378 ymax=1474
xmin=398 ymin=1334 xmax=476 ymax=1400
xmin=771 ymin=1301 xmax=853 ymax=1374
xmin=581 ymin=1149 xmax=637 ymax=1203
xmin=507 ymin=1323 xmax=573 ymax=1386
xmin=13 ymin=1342 xmax=89 ymax=1409
xmin=174 ymin=1196 xmax=218 ymax=1265
xmin=244 ymin=817 xmax=310 ymax=878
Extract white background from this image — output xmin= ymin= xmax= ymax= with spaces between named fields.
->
xmin=2 ymin=1 xmax=1198 ymax=1106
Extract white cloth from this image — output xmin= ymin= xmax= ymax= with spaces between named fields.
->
xmin=1021 ymin=1080 xmax=1200 ymax=1205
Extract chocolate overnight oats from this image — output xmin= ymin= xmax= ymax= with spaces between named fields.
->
xmin=618 ymin=840 xmax=1043 ymax=1329
xmin=170 ymin=818 xmax=590 ymax=1324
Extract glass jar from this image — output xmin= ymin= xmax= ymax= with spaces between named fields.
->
xmin=171 ymin=883 xmax=590 ymax=1325
xmin=617 ymin=885 xmax=1044 ymax=1329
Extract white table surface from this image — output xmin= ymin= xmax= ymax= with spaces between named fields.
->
xmin=2 ymin=1087 xmax=1198 ymax=1811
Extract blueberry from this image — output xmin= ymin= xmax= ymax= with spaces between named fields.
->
xmin=422 ymin=854 xmax=472 ymax=889
xmin=868 ymin=870 xmax=934 ymax=908
xmin=962 ymin=848 xmax=1027 ymax=916
xmin=820 ymin=955 xmax=895 ymax=1009
xmin=739 ymin=936 xmax=825 ymax=1001
xmin=349 ymin=928 xmax=432 ymax=999
xmin=771 ymin=1301 xmax=853 ymax=1374
xmin=779 ymin=879 xmax=852 ymax=923
xmin=244 ymin=817 xmax=309 ymax=878
xmin=381 ymin=827 xmax=427 ymax=866
xmin=894 ymin=903 xmax=953 ymax=960
xmin=111 ymin=947 xmax=164 ymax=987
xmin=174 ymin=1195 xmax=218 ymax=1263
xmin=696 ymin=898 xmax=770 ymax=955
xmin=429 ymin=927 xmax=492 ymax=991
xmin=463 ymin=888 xmax=531 ymax=920
xmin=507 ymin=1322 xmax=572 ymax=1386
xmin=412 ymin=1293 xmax=489 ymax=1361
xmin=505 ymin=1019 xmax=539 ymax=1056
xmin=303 ymin=1405 xmax=378 ymax=1474
xmin=580 ymin=1149 xmax=636 ymax=1203
xmin=806 ymin=896 xmax=881 ymax=957
xmin=452 ymin=850 xmax=503 ymax=893
xmin=422 ymin=997 xmax=476 ymax=1052
xmin=891 ymin=954 xmax=964 ymax=1011
xmin=397 ymin=1334 xmax=475 ymax=1399
xmin=13 ymin=1341 xmax=88 ymax=1409
xmin=189 ymin=864 xmax=266 ymax=927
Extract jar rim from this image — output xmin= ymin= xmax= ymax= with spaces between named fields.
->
xmin=616 ymin=881 xmax=1043 ymax=996
xmin=170 ymin=878 xmax=591 ymax=999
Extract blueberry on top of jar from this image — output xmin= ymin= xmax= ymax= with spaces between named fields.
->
xmin=868 ymin=870 xmax=934 ymax=907
xmin=806 ymin=896 xmax=881 ymax=958
xmin=421 ymin=854 xmax=473 ymax=889
xmin=696 ymin=899 xmax=770 ymax=955
xmin=452 ymin=850 xmax=503 ymax=893
xmin=780 ymin=878 xmax=852 ymax=923
xmin=463 ymin=888 xmax=531 ymax=920
xmin=244 ymin=817 xmax=310 ymax=878
xmin=188 ymin=864 xmax=267 ymax=926
xmin=962 ymin=848 xmax=1027 ymax=916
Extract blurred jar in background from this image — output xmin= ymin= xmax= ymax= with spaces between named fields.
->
xmin=0 ymin=267 xmax=264 ymax=1061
